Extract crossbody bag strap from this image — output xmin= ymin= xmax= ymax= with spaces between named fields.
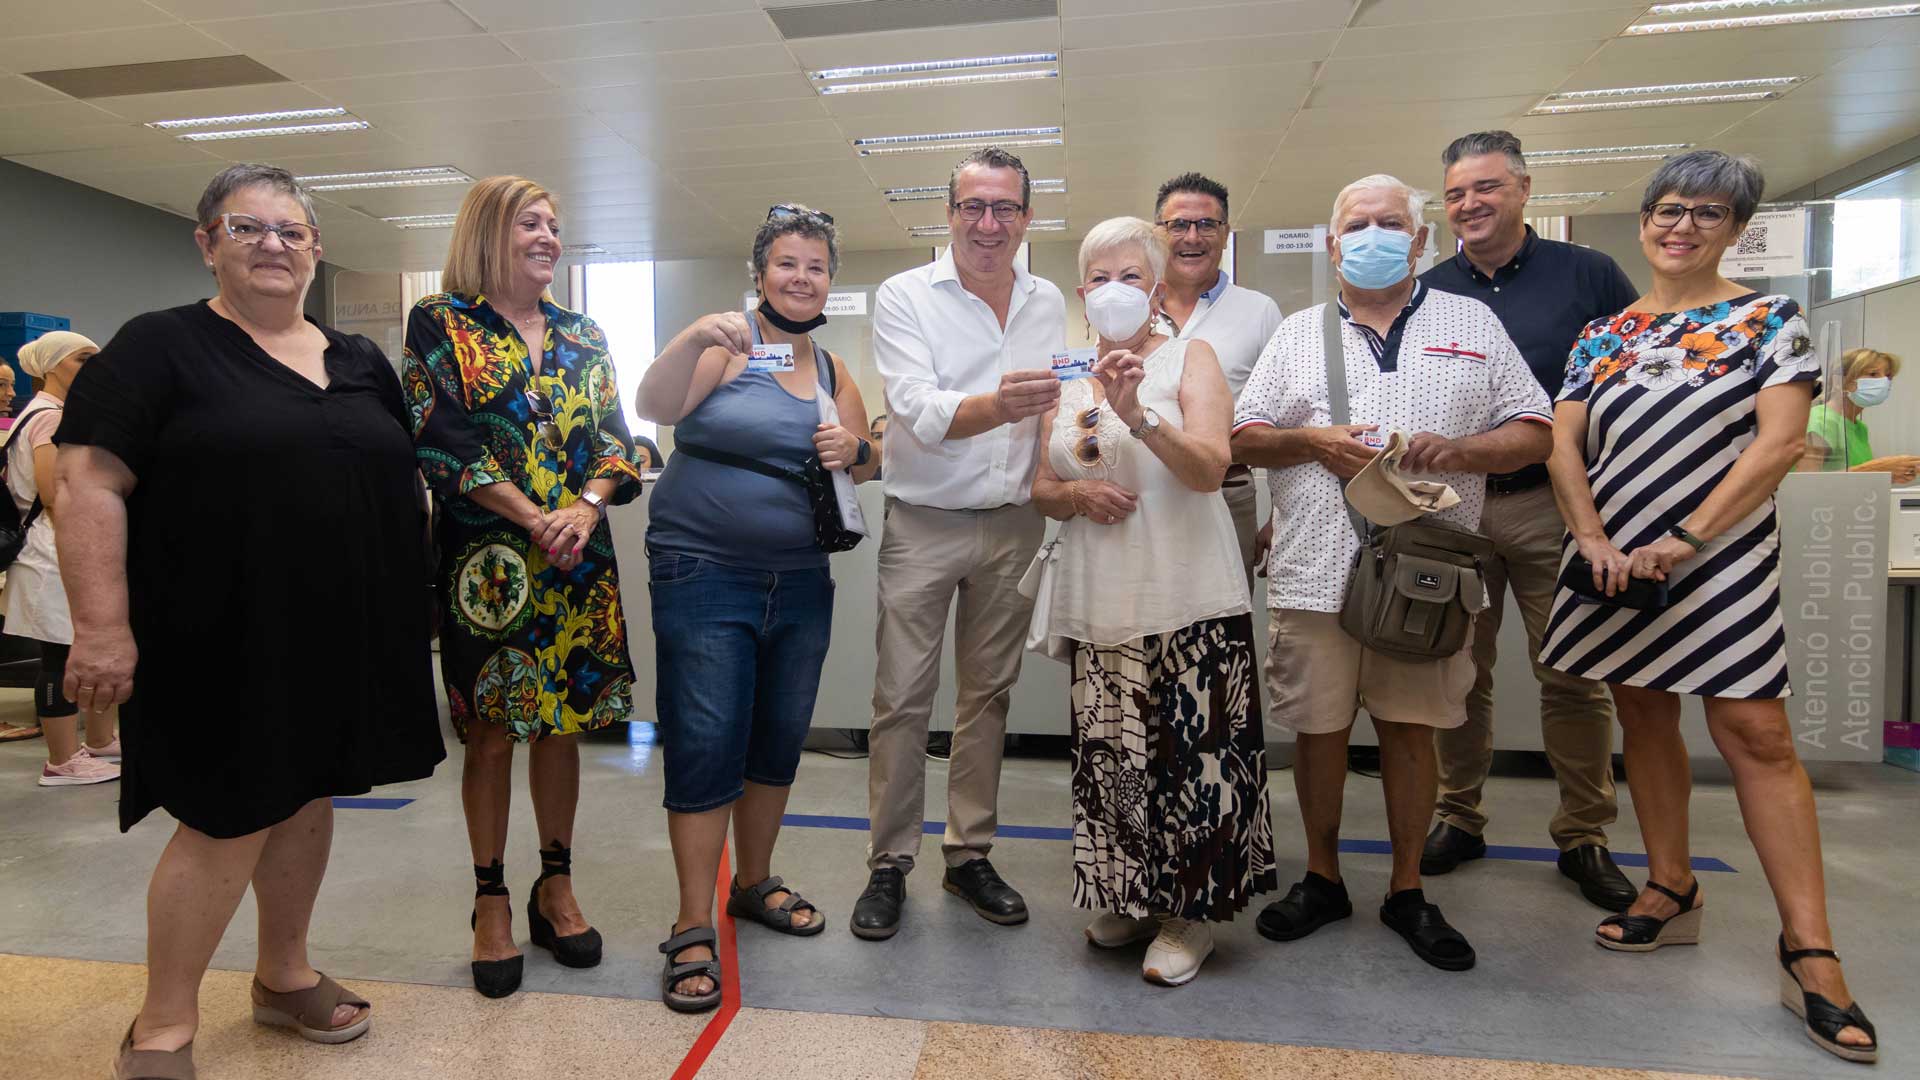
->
xmin=674 ymin=440 xmax=805 ymax=485
xmin=5 ymin=405 xmax=59 ymax=535
xmin=1321 ymin=299 xmax=1370 ymax=541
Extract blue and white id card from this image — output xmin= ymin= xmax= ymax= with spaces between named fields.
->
xmin=747 ymin=343 xmax=795 ymax=373
xmin=1051 ymin=347 xmax=1097 ymax=381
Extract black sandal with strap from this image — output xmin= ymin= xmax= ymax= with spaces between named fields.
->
xmin=1380 ymin=888 xmax=1476 ymax=972
xmin=1778 ymin=934 xmax=1878 ymax=1064
xmin=1596 ymin=879 xmax=1702 ymax=953
xmin=528 ymin=844 xmax=603 ymax=969
xmin=1255 ymin=872 xmax=1352 ymax=943
xmin=726 ymin=875 xmax=826 ymax=937
xmin=470 ymin=861 xmax=522 ymax=999
xmin=659 ymin=926 xmax=723 ymax=1014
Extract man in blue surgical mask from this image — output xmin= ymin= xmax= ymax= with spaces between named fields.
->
xmin=1230 ymin=174 xmax=1554 ymax=972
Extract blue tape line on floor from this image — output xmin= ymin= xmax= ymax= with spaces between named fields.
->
xmin=781 ymin=813 xmax=1736 ymax=873
xmin=332 ymin=797 xmax=414 ymax=810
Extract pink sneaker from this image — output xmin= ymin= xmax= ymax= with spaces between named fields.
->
xmin=39 ymin=746 xmax=120 ymax=787
xmin=85 ymin=738 xmax=122 ymax=761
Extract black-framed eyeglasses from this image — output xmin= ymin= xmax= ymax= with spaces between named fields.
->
xmin=1644 ymin=202 xmax=1734 ymax=230
xmin=1156 ymin=217 xmax=1225 ymax=238
xmin=951 ymin=199 xmax=1026 ymax=223
xmin=1442 ymin=180 xmax=1510 ymax=206
xmin=212 ymin=212 xmax=319 ymax=251
xmin=524 ymin=388 xmax=563 ymax=450
xmin=768 ymin=204 xmax=834 ymax=226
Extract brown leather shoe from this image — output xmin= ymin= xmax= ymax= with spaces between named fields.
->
xmin=112 ymin=1021 xmax=195 ymax=1080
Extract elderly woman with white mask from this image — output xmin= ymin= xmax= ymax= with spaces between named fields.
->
xmin=1029 ymin=216 xmax=1276 ymax=988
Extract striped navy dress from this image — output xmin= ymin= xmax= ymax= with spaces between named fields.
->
xmin=1539 ymin=293 xmax=1817 ymax=699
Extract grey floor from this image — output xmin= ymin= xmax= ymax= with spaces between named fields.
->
xmin=1 ymin=686 xmax=1914 ymax=1080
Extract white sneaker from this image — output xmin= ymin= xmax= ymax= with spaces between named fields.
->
xmin=85 ymin=738 xmax=121 ymax=761
xmin=1142 ymin=918 xmax=1213 ymax=986
xmin=1085 ymin=912 xmax=1160 ymax=949
xmin=39 ymin=746 xmax=120 ymax=787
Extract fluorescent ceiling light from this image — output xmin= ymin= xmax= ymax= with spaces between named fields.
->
xmin=884 ymin=179 xmax=1064 ymax=201
xmin=854 ymin=126 xmax=1062 ymax=148
xmin=1530 ymin=92 xmax=1778 ymax=113
xmin=148 ymin=107 xmax=348 ymax=131
xmin=1627 ymin=3 xmax=1918 ymax=33
xmin=1029 ymin=219 xmax=1067 ymax=231
xmin=1649 ymin=0 xmax=1824 ymax=10
xmin=812 ymin=54 xmax=1057 ymax=80
xmin=177 ymin=120 xmax=369 ymax=142
xmin=298 ymin=166 xmax=473 ymax=192
xmin=384 ymin=214 xmax=458 ymax=230
xmin=908 ymin=226 xmax=951 ymax=236
xmin=562 ymin=243 xmax=606 ymax=255
xmin=1542 ymin=77 xmax=1800 ymax=101
xmin=821 ymin=69 xmax=1057 ymax=95
xmin=1526 ymin=192 xmax=1612 ymax=203
xmin=861 ymin=136 xmax=1063 ymax=157
xmin=1532 ymin=152 xmax=1679 ymax=166
xmin=1531 ymin=143 xmax=1693 ymax=159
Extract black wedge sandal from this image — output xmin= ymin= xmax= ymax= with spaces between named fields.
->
xmin=726 ymin=875 xmax=826 ymax=937
xmin=470 ymin=860 xmax=523 ymax=999
xmin=1595 ymin=879 xmax=1702 ymax=953
xmin=1778 ymin=934 xmax=1878 ymax=1064
xmin=659 ymin=925 xmax=723 ymax=1014
xmin=528 ymin=844 xmax=603 ymax=969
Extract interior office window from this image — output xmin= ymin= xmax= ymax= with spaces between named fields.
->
xmin=578 ymin=261 xmax=657 ymax=440
xmin=1823 ymin=160 xmax=1919 ymax=301
xmin=1222 ymin=232 xmax=1235 ymax=284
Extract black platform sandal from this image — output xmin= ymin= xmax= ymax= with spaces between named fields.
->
xmin=1779 ymin=934 xmax=1878 ymax=1064
xmin=1595 ymin=879 xmax=1701 ymax=953
xmin=470 ymin=860 xmax=522 ymax=999
xmin=659 ymin=925 xmax=723 ymax=1014
xmin=528 ymin=844 xmax=603 ymax=969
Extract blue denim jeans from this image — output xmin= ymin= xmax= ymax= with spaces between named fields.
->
xmin=647 ymin=550 xmax=834 ymax=813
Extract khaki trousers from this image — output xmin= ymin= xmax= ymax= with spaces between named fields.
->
xmin=867 ymin=500 xmax=1045 ymax=872
xmin=1434 ymin=482 xmax=1618 ymax=850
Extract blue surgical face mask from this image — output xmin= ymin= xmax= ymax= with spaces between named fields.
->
xmin=1336 ymin=224 xmax=1415 ymax=290
xmin=1848 ymin=376 xmax=1891 ymax=408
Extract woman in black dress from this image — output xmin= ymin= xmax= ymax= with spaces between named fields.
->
xmin=56 ymin=164 xmax=444 ymax=1080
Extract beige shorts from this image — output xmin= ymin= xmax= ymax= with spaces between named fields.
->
xmin=1264 ymin=609 xmax=1474 ymax=734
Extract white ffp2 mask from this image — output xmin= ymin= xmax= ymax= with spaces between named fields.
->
xmin=1085 ymin=280 xmax=1153 ymax=341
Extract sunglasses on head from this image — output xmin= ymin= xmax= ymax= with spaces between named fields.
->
xmin=524 ymin=388 xmax=563 ymax=450
xmin=767 ymin=204 xmax=834 ymax=226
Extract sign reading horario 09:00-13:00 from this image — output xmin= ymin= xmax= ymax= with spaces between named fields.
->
xmin=1264 ymin=226 xmax=1328 ymax=254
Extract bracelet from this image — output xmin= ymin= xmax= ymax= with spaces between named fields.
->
xmin=1667 ymin=523 xmax=1706 ymax=551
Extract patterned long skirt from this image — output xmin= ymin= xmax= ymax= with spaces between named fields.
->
xmin=1068 ymin=613 xmax=1277 ymax=922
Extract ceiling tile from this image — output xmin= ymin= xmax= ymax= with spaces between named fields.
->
xmin=1333 ymin=8 xmax=1642 ymax=56
xmin=303 ymin=65 xmax=558 ymax=106
xmin=1064 ymin=31 xmax=1338 ymax=73
xmin=85 ymin=82 xmax=337 ymax=124
xmin=494 ymin=13 xmax=780 ymax=63
xmin=534 ymin=44 xmax=797 ymax=90
xmin=2 ymin=0 xmax=178 ymax=38
xmin=781 ymin=23 xmax=1060 ymax=71
xmin=0 ymin=75 xmax=70 ymax=108
xmin=254 ymin=35 xmax=524 ymax=82
xmin=191 ymin=2 xmax=479 ymax=54
xmin=452 ymin=0 xmax=761 ymax=34
xmin=0 ymin=24 xmax=235 ymax=75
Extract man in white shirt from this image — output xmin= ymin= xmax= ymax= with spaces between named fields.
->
xmin=1230 ymin=174 xmax=1552 ymax=972
xmin=852 ymin=148 xmax=1066 ymax=941
xmin=1153 ymin=172 xmax=1283 ymax=585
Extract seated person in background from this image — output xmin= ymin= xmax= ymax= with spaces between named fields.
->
xmin=1802 ymin=347 xmax=1917 ymax=485
xmin=634 ymin=433 xmax=663 ymax=471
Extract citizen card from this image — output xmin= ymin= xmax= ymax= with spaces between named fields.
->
xmin=1051 ymin=347 xmax=1097 ymax=381
xmin=747 ymin=343 xmax=795 ymax=373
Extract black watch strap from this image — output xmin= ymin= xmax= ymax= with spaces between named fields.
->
xmin=855 ymin=438 xmax=872 ymax=467
xmin=1667 ymin=523 xmax=1705 ymax=551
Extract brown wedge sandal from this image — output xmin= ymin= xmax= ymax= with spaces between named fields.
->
xmin=250 ymin=972 xmax=372 ymax=1044
xmin=111 ymin=1022 xmax=195 ymax=1080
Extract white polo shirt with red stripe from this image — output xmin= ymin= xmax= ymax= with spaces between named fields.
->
xmin=1233 ymin=282 xmax=1553 ymax=613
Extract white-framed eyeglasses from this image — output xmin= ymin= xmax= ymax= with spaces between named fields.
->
xmin=212 ymin=212 xmax=319 ymax=251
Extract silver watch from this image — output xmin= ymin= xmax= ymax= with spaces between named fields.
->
xmin=579 ymin=489 xmax=608 ymax=516
xmin=1128 ymin=408 xmax=1161 ymax=440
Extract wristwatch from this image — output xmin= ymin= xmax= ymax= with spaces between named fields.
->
xmin=579 ymin=489 xmax=608 ymax=517
xmin=1128 ymin=408 xmax=1161 ymax=440
xmin=1667 ymin=523 xmax=1705 ymax=551
xmin=854 ymin=439 xmax=872 ymax=467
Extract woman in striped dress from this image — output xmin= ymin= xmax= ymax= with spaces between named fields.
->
xmin=1540 ymin=151 xmax=1875 ymax=1065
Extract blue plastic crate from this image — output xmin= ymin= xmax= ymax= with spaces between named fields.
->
xmin=0 ymin=312 xmax=70 ymax=334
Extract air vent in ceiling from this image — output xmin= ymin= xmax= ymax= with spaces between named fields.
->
xmin=27 ymin=56 xmax=288 ymax=99
xmin=767 ymin=0 xmax=1056 ymax=40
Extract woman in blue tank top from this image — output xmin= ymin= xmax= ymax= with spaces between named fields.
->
xmin=635 ymin=205 xmax=878 ymax=1012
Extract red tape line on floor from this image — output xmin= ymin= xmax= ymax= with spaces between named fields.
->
xmin=669 ymin=838 xmax=741 ymax=1080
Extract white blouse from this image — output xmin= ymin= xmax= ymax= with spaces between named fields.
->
xmin=1041 ymin=337 xmax=1248 ymax=646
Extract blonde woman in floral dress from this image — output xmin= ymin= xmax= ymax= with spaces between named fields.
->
xmin=403 ymin=176 xmax=644 ymax=999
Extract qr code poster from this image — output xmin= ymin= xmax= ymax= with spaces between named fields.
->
xmin=1718 ymin=207 xmax=1807 ymax=278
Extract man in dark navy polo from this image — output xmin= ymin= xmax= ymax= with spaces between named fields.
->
xmin=1418 ymin=131 xmax=1640 ymax=912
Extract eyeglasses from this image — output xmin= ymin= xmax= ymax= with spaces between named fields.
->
xmin=1442 ymin=180 xmax=1510 ymax=206
xmin=524 ymin=388 xmax=563 ymax=450
xmin=767 ymin=204 xmax=834 ymax=226
xmin=1156 ymin=217 xmax=1225 ymax=238
xmin=1644 ymin=202 xmax=1733 ymax=230
xmin=212 ymin=212 xmax=319 ymax=250
xmin=951 ymin=199 xmax=1027 ymax=223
